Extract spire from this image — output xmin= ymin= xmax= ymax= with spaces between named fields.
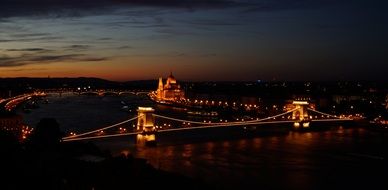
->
xmin=158 ymin=77 xmax=163 ymax=90
xmin=169 ymin=70 xmax=173 ymax=77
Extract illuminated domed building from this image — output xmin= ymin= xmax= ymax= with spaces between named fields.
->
xmin=156 ymin=72 xmax=185 ymax=101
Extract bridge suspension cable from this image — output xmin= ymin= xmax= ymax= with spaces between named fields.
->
xmin=64 ymin=120 xmax=295 ymax=141
xmin=63 ymin=132 xmax=140 ymax=142
xmin=251 ymin=108 xmax=298 ymax=122
xmin=63 ymin=116 xmax=138 ymax=140
xmin=312 ymin=118 xmax=353 ymax=122
xmin=152 ymin=114 xmax=222 ymax=125
xmin=158 ymin=120 xmax=294 ymax=133
xmin=153 ymin=108 xmax=297 ymax=125
xmin=307 ymin=108 xmax=340 ymax=119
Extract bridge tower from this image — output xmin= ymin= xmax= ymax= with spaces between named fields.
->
xmin=292 ymin=101 xmax=310 ymax=128
xmin=136 ymin=107 xmax=157 ymax=146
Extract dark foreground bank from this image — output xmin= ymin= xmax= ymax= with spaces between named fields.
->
xmin=1 ymin=118 xmax=209 ymax=190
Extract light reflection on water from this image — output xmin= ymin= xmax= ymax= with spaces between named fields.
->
xmin=132 ymin=128 xmax=387 ymax=190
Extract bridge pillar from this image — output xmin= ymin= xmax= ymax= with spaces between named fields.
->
xmin=136 ymin=107 xmax=157 ymax=146
xmin=292 ymin=101 xmax=310 ymax=128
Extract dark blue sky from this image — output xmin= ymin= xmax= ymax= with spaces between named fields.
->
xmin=0 ymin=0 xmax=387 ymax=81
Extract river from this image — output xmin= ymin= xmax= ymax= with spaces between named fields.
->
xmin=19 ymin=93 xmax=388 ymax=189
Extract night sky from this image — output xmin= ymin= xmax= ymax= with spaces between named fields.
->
xmin=0 ymin=0 xmax=387 ymax=81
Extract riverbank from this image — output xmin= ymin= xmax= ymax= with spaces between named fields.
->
xmin=1 ymin=127 xmax=210 ymax=190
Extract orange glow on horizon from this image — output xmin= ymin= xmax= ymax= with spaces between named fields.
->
xmin=0 ymin=55 xmax=253 ymax=81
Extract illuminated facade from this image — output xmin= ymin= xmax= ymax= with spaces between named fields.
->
xmin=291 ymin=101 xmax=309 ymax=121
xmin=137 ymin=107 xmax=155 ymax=131
xmin=285 ymin=99 xmax=314 ymax=128
xmin=156 ymin=72 xmax=185 ymax=101
xmin=136 ymin=107 xmax=156 ymax=146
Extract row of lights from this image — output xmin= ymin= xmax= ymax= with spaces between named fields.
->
xmin=21 ymin=125 xmax=33 ymax=140
xmin=4 ymin=92 xmax=46 ymax=111
xmin=184 ymin=98 xmax=260 ymax=109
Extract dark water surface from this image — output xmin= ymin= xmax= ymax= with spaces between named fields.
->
xmin=127 ymin=128 xmax=388 ymax=190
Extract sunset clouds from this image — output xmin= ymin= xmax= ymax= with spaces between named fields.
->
xmin=0 ymin=0 xmax=387 ymax=81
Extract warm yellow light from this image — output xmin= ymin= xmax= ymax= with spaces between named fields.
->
xmin=292 ymin=101 xmax=309 ymax=105
xmin=138 ymin=107 xmax=154 ymax=111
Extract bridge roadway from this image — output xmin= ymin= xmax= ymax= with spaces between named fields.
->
xmin=62 ymin=108 xmax=353 ymax=142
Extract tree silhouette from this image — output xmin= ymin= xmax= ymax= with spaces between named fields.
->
xmin=27 ymin=118 xmax=63 ymax=150
xmin=0 ymin=130 xmax=20 ymax=154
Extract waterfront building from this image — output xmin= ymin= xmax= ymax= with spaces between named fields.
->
xmin=156 ymin=72 xmax=185 ymax=101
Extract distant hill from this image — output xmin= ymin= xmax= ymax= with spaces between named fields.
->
xmin=0 ymin=77 xmax=117 ymax=89
xmin=0 ymin=77 xmax=159 ymax=90
xmin=122 ymin=80 xmax=157 ymax=90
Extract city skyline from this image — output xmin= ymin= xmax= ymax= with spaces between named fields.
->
xmin=1 ymin=2 xmax=387 ymax=189
xmin=0 ymin=0 xmax=387 ymax=81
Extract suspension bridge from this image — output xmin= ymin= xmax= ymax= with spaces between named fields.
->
xmin=62 ymin=100 xmax=353 ymax=145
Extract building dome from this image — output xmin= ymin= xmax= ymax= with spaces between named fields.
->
xmin=155 ymin=72 xmax=185 ymax=101
xmin=166 ymin=72 xmax=177 ymax=84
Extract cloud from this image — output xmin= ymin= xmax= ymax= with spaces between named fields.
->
xmin=9 ymin=33 xmax=50 ymax=38
xmin=0 ymin=36 xmax=63 ymax=43
xmin=79 ymin=57 xmax=109 ymax=61
xmin=98 ymin=38 xmax=112 ymax=41
xmin=0 ymin=0 xmax=378 ymax=20
xmin=201 ymin=53 xmax=217 ymax=57
xmin=3 ymin=68 xmax=48 ymax=72
xmin=186 ymin=19 xmax=241 ymax=26
xmin=239 ymin=0 xmax=375 ymax=13
xmin=130 ymin=51 xmax=187 ymax=57
xmin=117 ymin=46 xmax=133 ymax=49
xmin=64 ymin=45 xmax=91 ymax=51
xmin=0 ymin=0 xmax=232 ymax=6
xmin=6 ymin=48 xmax=48 ymax=52
xmin=0 ymin=53 xmax=108 ymax=67
xmin=0 ymin=0 xmax=236 ymax=18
